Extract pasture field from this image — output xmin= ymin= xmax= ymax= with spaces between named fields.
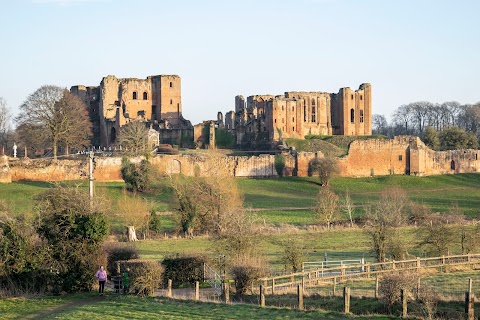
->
xmin=0 ymin=293 xmax=394 ymax=319
xmin=1 ymin=173 xmax=479 ymax=219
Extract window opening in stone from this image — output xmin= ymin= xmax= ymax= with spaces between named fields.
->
xmin=143 ymin=92 xmax=148 ymax=100
xmin=450 ymin=160 xmax=455 ymax=170
xmin=360 ymin=110 xmax=364 ymax=123
xmin=133 ymin=92 xmax=137 ymax=100
xmin=351 ymin=94 xmax=354 ymax=100
xmin=350 ymin=108 xmax=355 ymax=123
xmin=360 ymin=95 xmax=363 ymax=100
xmin=169 ymin=82 xmax=173 ymax=88
xmin=399 ymin=155 xmax=403 ymax=161
xmin=304 ymin=105 xmax=307 ymax=122
xmin=170 ymin=99 xmax=173 ymax=105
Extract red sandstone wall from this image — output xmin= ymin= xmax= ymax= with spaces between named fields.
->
xmin=2 ymin=137 xmax=478 ymax=183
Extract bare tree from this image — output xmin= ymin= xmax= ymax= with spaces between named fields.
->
xmin=119 ymin=121 xmax=150 ymax=156
xmin=364 ymin=188 xmax=410 ymax=262
xmin=343 ymin=189 xmax=355 ymax=228
xmin=392 ymin=104 xmax=413 ymax=135
xmin=0 ymin=98 xmax=11 ymax=151
xmin=314 ymin=187 xmax=340 ymax=229
xmin=372 ymin=114 xmax=388 ymax=136
xmin=309 ymin=157 xmax=340 ymax=186
xmin=15 ymin=86 xmax=92 ymax=159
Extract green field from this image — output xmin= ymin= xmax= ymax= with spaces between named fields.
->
xmin=1 ymin=174 xmax=480 ymax=318
xmin=0 ymin=294 xmax=394 ymax=319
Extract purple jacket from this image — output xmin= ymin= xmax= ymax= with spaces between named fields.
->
xmin=95 ymin=269 xmax=107 ymax=281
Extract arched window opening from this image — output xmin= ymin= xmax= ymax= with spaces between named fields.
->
xmin=311 ymin=106 xmax=316 ymax=123
xmin=450 ymin=160 xmax=456 ymax=170
xmin=170 ymin=99 xmax=173 ymax=105
xmin=169 ymin=82 xmax=173 ymax=88
xmin=350 ymin=108 xmax=355 ymax=123
xmin=133 ymin=92 xmax=137 ymax=100
xmin=303 ymin=105 xmax=307 ymax=122
xmin=360 ymin=110 xmax=364 ymax=123
xmin=143 ymin=92 xmax=148 ymax=100
xmin=110 ymin=127 xmax=117 ymax=144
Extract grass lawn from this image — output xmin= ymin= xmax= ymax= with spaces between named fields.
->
xmin=0 ymin=293 xmax=395 ymax=319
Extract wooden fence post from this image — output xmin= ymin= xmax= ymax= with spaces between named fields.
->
xmin=272 ymin=278 xmax=275 ymax=295
xmin=465 ymin=291 xmax=474 ymax=320
xmin=401 ymin=289 xmax=407 ymax=318
xmin=366 ymin=265 xmax=371 ymax=279
xmin=223 ymin=282 xmax=230 ymax=304
xmin=167 ymin=279 xmax=172 ymax=298
xmin=469 ymin=278 xmax=473 ymax=293
xmin=298 ymin=285 xmax=304 ymax=310
xmin=416 ymin=277 xmax=421 ymax=300
xmin=375 ymin=276 xmax=379 ymax=299
xmin=290 ymin=274 xmax=294 ymax=289
xmin=194 ymin=281 xmax=199 ymax=301
xmin=260 ymin=285 xmax=265 ymax=307
xmin=416 ymin=257 xmax=421 ymax=272
xmin=333 ymin=277 xmax=337 ymax=296
xmin=343 ymin=287 xmax=350 ymax=314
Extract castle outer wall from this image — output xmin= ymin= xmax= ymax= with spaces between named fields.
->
xmin=3 ymin=137 xmax=478 ymax=182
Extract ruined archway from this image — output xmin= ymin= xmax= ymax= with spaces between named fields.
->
xmin=166 ymin=159 xmax=181 ymax=175
xmin=450 ymin=160 xmax=456 ymax=171
xmin=110 ymin=127 xmax=117 ymax=145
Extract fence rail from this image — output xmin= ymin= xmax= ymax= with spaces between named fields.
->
xmin=258 ymin=254 xmax=480 ymax=293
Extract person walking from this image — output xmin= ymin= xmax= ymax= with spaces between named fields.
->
xmin=95 ymin=266 xmax=107 ymax=295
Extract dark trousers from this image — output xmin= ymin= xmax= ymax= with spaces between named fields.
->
xmin=99 ymin=280 xmax=106 ymax=293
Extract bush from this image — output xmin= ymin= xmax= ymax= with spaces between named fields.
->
xmin=120 ymin=157 xmax=153 ymax=192
xmin=230 ymin=261 xmax=265 ymax=296
xmin=215 ymin=128 xmax=235 ymax=148
xmin=148 ymin=211 xmax=162 ymax=235
xmin=274 ymin=154 xmax=286 ymax=177
xmin=308 ymin=157 xmax=339 ymax=186
xmin=117 ymin=260 xmax=163 ymax=296
xmin=104 ymin=243 xmax=140 ymax=276
xmin=379 ymin=272 xmax=418 ymax=313
xmin=162 ymin=255 xmax=205 ymax=287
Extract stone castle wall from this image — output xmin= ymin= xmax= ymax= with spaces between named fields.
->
xmin=2 ymin=137 xmax=478 ymax=182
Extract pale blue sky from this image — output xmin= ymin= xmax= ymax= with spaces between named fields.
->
xmin=1 ymin=0 xmax=479 ymax=125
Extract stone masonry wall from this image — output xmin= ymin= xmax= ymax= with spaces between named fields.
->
xmin=2 ymin=137 xmax=478 ymax=183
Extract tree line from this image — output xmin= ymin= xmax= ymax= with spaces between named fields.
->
xmin=373 ymin=101 xmax=480 ymax=149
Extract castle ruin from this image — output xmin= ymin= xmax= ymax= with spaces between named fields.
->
xmin=222 ymin=83 xmax=372 ymax=147
xmin=71 ymin=75 xmax=193 ymax=148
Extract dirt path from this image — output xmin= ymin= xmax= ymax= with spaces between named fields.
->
xmin=28 ymin=295 xmax=106 ymax=320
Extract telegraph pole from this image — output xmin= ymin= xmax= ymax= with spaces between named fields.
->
xmin=89 ymin=150 xmax=94 ymax=200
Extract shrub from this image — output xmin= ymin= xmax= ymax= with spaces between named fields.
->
xmin=230 ymin=261 xmax=265 ymax=296
xmin=104 ymin=242 xmax=140 ymax=276
xmin=308 ymin=157 xmax=339 ymax=186
xmin=148 ymin=211 xmax=162 ymax=235
xmin=215 ymin=128 xmax=235 ymax=148
xmin=120 ymin=157 xmax=153 ymax=192
xmin=162 ymin=255 xmax=205 ymax=287
xmin=117 ymin=260 xmax=163 ymax=296
xmin=379 ymin=272 xmax=418 ymax=313
xmin=280 ymin=237 xmax=307 ymax=273
xmin=274 ymin=154 xmax=286 ymax=177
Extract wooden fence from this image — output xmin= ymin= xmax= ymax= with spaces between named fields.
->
xmin=258 ymin=254 xmax=480 ymax=293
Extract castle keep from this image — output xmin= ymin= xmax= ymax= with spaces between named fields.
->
xmin=224 ymin=83 xmax=372 ymax=145
xmin=71 ymin=75 xmax=193 ymax=147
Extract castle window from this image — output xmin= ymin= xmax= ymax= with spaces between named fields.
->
xmin=311 ymin=107 xmax=316 ymax=123
xmin=304 ymin=105 xmax=307 ymax=122
xmin=350 ymin=108 xmax=355 ymax=123
xmin=450 ymin=160 xmax=456 ymax=170
xmin=292 ymin=117 xmax=295 ymax=122
xmin=292 ymin=106 xmax=294 ymax=111
xmin=133 ymin=92 xmax=137 ymax=100
xmin=360 ymin=95 xmax=363 ymax=100
xmin=293 ymin=127 xmax=295 ymax=131
xmin=170 ymin=99 xmax=173 ymax=105
xmin=399 ymin=155 xmax=403 ymax=161
xmin=282 ymin=118 xmax=284 ymax=123
xmin=170 ymin=82 xmax=173 ymax=88
xmin=282 ymin=105 xmax=284 ymax=111
xmin=360 ymin=110 xmax=364 ymax=123
xmin=114 ymin=100 xmax=120 ymax=106
xmin=351 ymin=94 xmax=354 ymax=100
xmin=274 ymin=119 xmax=276 ymax=123
xmin=143 ymin=92 xmax=148 ymax=100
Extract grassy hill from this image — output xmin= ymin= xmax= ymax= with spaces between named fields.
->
xmin=285 ymin=135 xmax=387 ymax=155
